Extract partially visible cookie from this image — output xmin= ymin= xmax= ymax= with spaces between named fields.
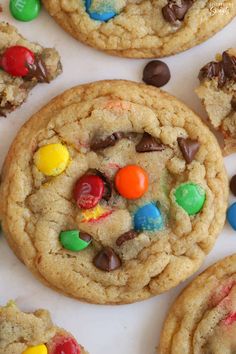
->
xmin=42 ymin=1 xmax=236 ymax=58
xmin=0 ymin=302 xmax=88 ymax=354
xmin=159 ymin=254 xmax=236 ymax=354
xmin=196 ymin=48 xmax=236 ymax=155
xmin=0 ymin=80 xmax=228 ymax=304
xmin=0 ymin=22 xmax=62 ymax=117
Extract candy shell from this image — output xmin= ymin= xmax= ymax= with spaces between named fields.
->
xmin=49 ymin=335 xmax=81 ymax=354
xmin=115 ymin=165 xmax=149 ymax=199
xmin=22 ymin=344 xmax=48 ymax=354
xmin=59 ymin=230 xmax=92 ymax=252
xmin=0 ymin=46 xmax=35 ymax=77
xmin=227 ymin=202 xmax=236 ymax=230
xmin=81 ymin=204 xmax=112 ymax=223
xmin=134 ymin=203 xmax=163 ymax=231
xmin=34 ymin=143 xmax=69 ymax=176
xmin=74 ymin=175 xmax=104 ymax=209
xmin=10 ymin=0 xmax=41 ymax=22
xmin=174 ymin=182 xmax=206 ymax=215
xmin=85 ymin=0 xmax=117 ymax=21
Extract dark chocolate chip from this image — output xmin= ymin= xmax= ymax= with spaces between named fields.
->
xmin=93 ymin=247 xmax=121 ymax=272
xmin=116 ymin=230 xmax=138 ymax=246
xmin=143 ymin=60 xmax=171 ymax=88
xmin=231 ymin=97 xmax=236 ymax=111
xmin=90 ymin=134 xmax=117 ymax=151
xmin=230 ymin=175 xmax=236 ymax=196
xmin=222 ymin=51 xmax=236 ymax=81
xmin=198 ymin=62 xmax=221 ymax=81
xmin=80 ymin=232 xmax=92 ymax=243
xmin=25 ymin=55 xmax=49 ymax=83
xmin=136 ymin=132 xmax=165 ymax=153
xmin=162 ymin=0 xmax=193 ymax=23
xmin=94 ymin=170 xmax=113 ymax=201
xmin=177 ymin=137 xmax=200 ymax=163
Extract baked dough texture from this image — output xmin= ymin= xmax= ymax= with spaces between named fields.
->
xmin=159 ymin=254 xmax=236 ymax=354
xmin=0 ymin=302 xmax=87 ymax=354
xmin=0 ymin=80 xmax=228 ymax=304
xmin=42 ymin=0 xmax=236 ymax=58
xmin=196 ymin=48 xmax=236 ymax=156
xmin=0 ymin=22 xmax=62 ymax=117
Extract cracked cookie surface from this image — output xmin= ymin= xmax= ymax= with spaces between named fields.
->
xmin=42 ymin=0 xmax=236 ymax=58
xmin=0 ymin=22 xmax=62 ymax=117
xmin=196 ymin=48 xmax=236 ymax=156
xmin=159 ymin=254 xmax=236 ymax=354
xmin=0 ymin=302 xmax=87 ymax=354
xmin=0 ymin=80 xmax=228 ymax=304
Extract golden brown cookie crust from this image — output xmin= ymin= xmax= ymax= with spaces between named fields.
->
xmin=42 ymin=1 xmax=236 ymax=58
xmin=0 ymin=80 xmax=228 ymax=304
xmin=0 ymin=303 xmax=88 ymax=353
xmin=159 ymin=254 xmax=236 ymax=354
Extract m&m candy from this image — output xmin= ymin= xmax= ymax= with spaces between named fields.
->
xmin=59 ymin=230 xmax=92 ymax=252
xmin=85 ymin=0 xmax=117 ymax=21
xmin=134 ymin=203 xmax=163 ymax=231
xmin=0 ymin=46 xmax=35 ymax=77
xmin=34 ymin=143 xmax=69 ymax=176
xmin=10 ymin=0 xmax=41 ymax=22
xmin=74 ymin=175 xmax=104 ymax=209
xmin=227 ymin=203 xmax=236 ymax=230
xmin=49 ymin=335 xmax=81 ymax=354
xmin=22 ymin=344 xmax=48 ymax=354
xmin=174 ymin=182 xmax=206 ymax=215
xmin=115 ymin=165 xmax=149 ymax=199
xmin=81 ymin=204 xmax=112 ymax=223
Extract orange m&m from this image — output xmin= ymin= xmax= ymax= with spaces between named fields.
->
xmin=115 ymin=165 xmax=149 ymax=199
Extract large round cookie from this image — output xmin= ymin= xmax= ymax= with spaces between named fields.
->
xmin=0 ymin=80 xmax=228 ymax=304
xmin=0 ymin=302 xmax=88 ymax=353
xmin=159 ymin=254 xmax=236 ymax=354
xmin=42 ymin=1 xmax=236 ymax=58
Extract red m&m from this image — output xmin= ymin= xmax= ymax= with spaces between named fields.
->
xmin=74 ymin=174 xmax=104 ymax=209
xmin=0 ymin=45 xmax=35 ymax=77
xmin=49 ymin=335 xmax=81 ymax=354
xmin=115 ymin=165 xmax=148 ymax=199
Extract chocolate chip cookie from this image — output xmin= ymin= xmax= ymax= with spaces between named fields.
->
xmin=196 ymin=48 xmax=236 ymax=155
xmin=42 ymin=1 xmax=236 ymax=58
xmin=0 ymin=22 xmax=62 ymax=117
xmin=0 ymin=302 xmax=87 ymax=354
xmin=0 ymin=80 xmax=228 ymax=304
xmin=159 ymin=254 xmax=236 ymax=354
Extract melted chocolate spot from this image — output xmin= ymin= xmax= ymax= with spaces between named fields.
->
xmin=136 ymin=133 xmax=165 ymax=153
xmin=116 ymin=230 xmax=138 ymax=246
xmin=94 ymin=170 xmax=113 ymax=201
xmin=162 ymin=0 xmax=193 ymax=23
xmin=93 ymin=247 xmax=121 ymax=272
xmin=199 ymin=51 xmax=236 ymax=88
xmin=177 ymin=137 xmax=200 ymax=163
xmin=25 ymin=55 xmax=49 ymax=83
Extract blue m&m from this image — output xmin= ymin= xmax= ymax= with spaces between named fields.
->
xmin=134 ymin=203 xmax=163 ymax=232
xmin=227 ymin=203 xmax=236 ymax=230
xmin=85 ymin=0 xmax=117 ymax=21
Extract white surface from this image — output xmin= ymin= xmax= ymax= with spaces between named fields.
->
xmin=0 ymin=2 xmax=236 ymax=353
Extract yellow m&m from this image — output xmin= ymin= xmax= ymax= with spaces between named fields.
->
xmin=22 ymin=344 xmax=48 ymax=354
xmin=34 ymin=143 xmax=69 ymax=176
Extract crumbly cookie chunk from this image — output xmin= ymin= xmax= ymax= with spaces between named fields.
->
xmin=196 ymin=48 xmax=236 ymax=155
xmin=0 ymin=22 xmax=62 ymax=117
xmin=0 ymin=302 xmax=87 ymax=354
xmin=42 ymin=1 xmax=236 ymax=58
xmin=0 ymin=80 xmax=228 ymax=304
xmin=159 ymin=254 xmax=236 ymax=354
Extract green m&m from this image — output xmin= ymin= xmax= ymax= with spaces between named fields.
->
xmin=59 ymin=230 xmax=92 ymax=252
xmin=10 ymin=0 xmax=41 ymax=22
xmin=174 ymin=182 xmax=206 ymax=215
